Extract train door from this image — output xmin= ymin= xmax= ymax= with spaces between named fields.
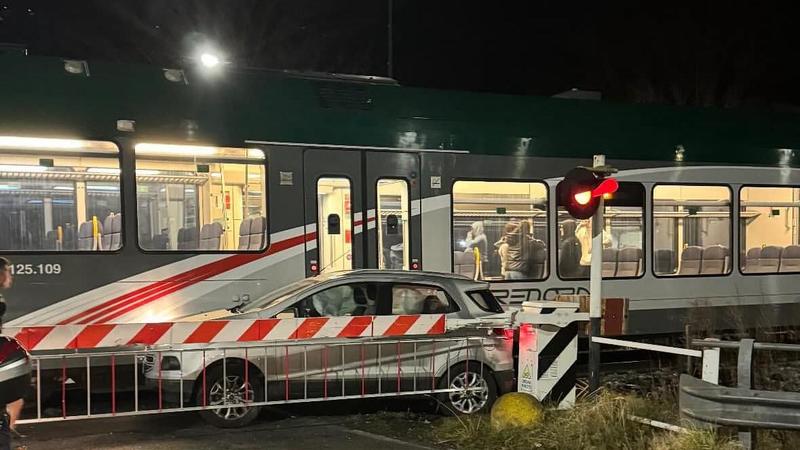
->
xmin=304 ymin=148 xmax=363 ymax=275
xmin=365 ymin=152 xmax=421 ymax=270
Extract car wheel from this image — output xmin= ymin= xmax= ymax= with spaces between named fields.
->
xmin=437 ymin=362 xmax=498 ymax=415
xmin=196 ymin=363 xmax=262 ymax=428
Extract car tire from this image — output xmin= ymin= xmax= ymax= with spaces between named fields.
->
xmin=437 ymin=362 xmax=498 ymax=416
xmin=196 ymin=362 xmax=263 ymax=428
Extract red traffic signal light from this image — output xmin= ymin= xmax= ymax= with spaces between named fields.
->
xmin=557 ymin=167 xmax=618 ymax=220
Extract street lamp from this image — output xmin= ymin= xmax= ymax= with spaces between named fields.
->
xmin=200 ymin=52 xmax=220 ymax=68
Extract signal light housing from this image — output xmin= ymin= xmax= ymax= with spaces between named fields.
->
xmin=557 ymin=167 xmax=618 ymax=220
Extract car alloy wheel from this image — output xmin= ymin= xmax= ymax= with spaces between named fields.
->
xmin=207 ymin=375 xmax=255 ymax=421
xmin=448 ymin=370 xmax=490 ymax=414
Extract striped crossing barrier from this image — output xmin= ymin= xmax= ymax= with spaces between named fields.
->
xmin=4 ymin=314 xmax=446 ymax=352
xmin=516 ymin=301 xmax=588 ymax=409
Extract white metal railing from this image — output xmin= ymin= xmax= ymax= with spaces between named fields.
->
xmin=18 ymin=335 xmax=489 ymax=425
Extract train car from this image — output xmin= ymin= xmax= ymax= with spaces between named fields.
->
xmin=1 ymin=52 xmax=800 ymax=335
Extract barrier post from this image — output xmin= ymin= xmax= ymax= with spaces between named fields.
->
xmin=516 ymin=301 xmax=589 ymax=408
xmin=588 ymin=154 xmax=604 ymax=392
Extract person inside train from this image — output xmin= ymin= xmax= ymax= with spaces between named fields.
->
xmin=559 ymin=220 xmax=583 ymax=278
xmin=574 ymin=219 xmax=612 ymax=276
xmin=494 ymin=235 xmax=509 ymax=278
xmin=502 ymin=220 xmax=530 ymax=280
xmin=463 ymin=221 xmax=488 ymax=262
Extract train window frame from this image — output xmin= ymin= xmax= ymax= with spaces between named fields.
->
xmin=738 ymin=184 xmax=800 ymax=276
xmin=314 ymin=174 xmax=355 ymax=273
xmin=650 ymin=182 xmax=734 ymax=279
xmin=449 ymin=178 xmax=550 ymax=283
xmin=0 ymin=136 xmax=125 ymax=254
xmin=375 ymin=177 xmax=412 ymax=270
xmin=132 ymin=143 xmax=268 ymax=254
xmin=555 ymin=181 xmax=647 ymax=281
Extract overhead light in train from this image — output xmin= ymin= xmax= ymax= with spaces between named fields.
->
xmin=53 ymin=186 xmax=75 ymax=191
xmin=87 ymin=167 xmax=121 ymax=175
xmin=0 ymin=164 xmax=47 ymax=173
xmin=135 ymin=169 xmax=161 ymax=176
xmin=135 ymin=143 xmax=217 ymax=157
xmin=87 ymin=185 xmax=119 ymax=191
xmin=0 ymin=184 xmax=20 ymax=190
xmin=0 ymin=136 xmax=84 ymax=150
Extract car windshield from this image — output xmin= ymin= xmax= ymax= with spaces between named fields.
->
xmin=240 ymin=278 xmax=320 ymax=312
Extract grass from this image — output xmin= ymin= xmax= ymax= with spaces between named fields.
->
xmin=428 ymin=392 xmax=737 ymax=450
xmin=350 ymin=391 xmax=742 ymax=450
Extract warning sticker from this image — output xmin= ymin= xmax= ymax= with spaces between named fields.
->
xmin=518 ymin=363 xmax=534 ymax=394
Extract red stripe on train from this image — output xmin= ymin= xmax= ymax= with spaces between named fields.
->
xmin=59 ymin=231 xmax=312 ymax=325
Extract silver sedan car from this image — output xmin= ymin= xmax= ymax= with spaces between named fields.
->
xmin=144 ymin=270 xmax=515 ymax=427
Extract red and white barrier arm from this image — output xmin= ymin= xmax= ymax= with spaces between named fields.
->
xmin=3 ymin=314 xmax=446 ymax=352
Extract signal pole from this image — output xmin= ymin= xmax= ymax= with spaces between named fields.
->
xmin=588 ymin=154 xmax=604 ymax=392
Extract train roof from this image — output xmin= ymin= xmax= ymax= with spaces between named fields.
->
xmin=1 ymin=52 xmax=799 ymax=166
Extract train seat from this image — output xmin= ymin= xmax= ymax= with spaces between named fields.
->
xmin=700 ymin=245 xmax=729 ymax=274
xmin=779 ymin=245 xmax=800 ymax=272
xmin=101 ymin=215 xmax=114 ymax=250
xmin=677 ymin=246 xmax=703 ymax=275
xmin=602 ymin=248 xmax=618 ymax=277
xmin=743 ymin=247 xmax=762 ymax=273
xmin=654 ymin=249 xmax=676 ymax=274
xmin=62 ymin=224 xmax=76 ymax=250
xmin=248 ymin=216 xmax=266 ymax=250
xmin=44 ymin=230 xmax=57 ymax=250
xmin=616 ymin=247 xmax=642 ymax=277
xmin=177 ymin=227 xmax=198 ymax=250
xmin=453 ymin=251 xmax=476 ymax=279
xmin=101 ymin=214 xmax=122 ymax=251
xmin=77 ymin=221 xmax=103 ymax=251
xmin=237 ymin=218 xmax=253 ymax=250
xmin=528 ymin=238 xmax=547 ymax=279
xmin=199 ymin=223 xmax=224 ymax=250
xmin=758 ymin=246 xmax=783 ymax=272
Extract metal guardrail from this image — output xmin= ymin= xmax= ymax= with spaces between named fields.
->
xmin=683 ymin=338 xmax=800 ymax=450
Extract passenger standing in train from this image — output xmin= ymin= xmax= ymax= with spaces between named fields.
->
xmin=0 ymin=257 xmax=25 ymax=450
xmin=464 ymin=221 xmax=488 ymax=263
xmin=559 ymin=220 xmax=583 ymax=278
xmin=502 ymin=221 xmax=529 ymax=280
xmin=494 ymin=236 xmax=509 ymax=278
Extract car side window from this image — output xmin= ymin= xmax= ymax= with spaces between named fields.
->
xmin=293 ymin=283 xmax=377 ymax=317
xmin=389 ymin=284 xmax=458 ymax=315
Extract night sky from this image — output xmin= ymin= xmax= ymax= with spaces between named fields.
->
xmin=1 ymin=0 xmax=798 ymax=109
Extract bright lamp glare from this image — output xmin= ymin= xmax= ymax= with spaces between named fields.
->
xmin=200 ymin=53 xmax=220 ymax=68
xmin=574 ymin=190 xmax=592 ymax=205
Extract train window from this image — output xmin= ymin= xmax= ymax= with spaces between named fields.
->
xmin=134 ymin=143 xmax=267 ymax=252
xmin=317 ymin=177 xmax=352 ymax=273
xmin=377 ymin=179 xmax=409 ymax=270
xmin=740 ymin=186 xmax=800 ymax=274
xmin=451 ymin=181 xmax=548 ymax=281
xmin=557 ymin=182 xmax=645 ymax=279
xmin=0 ymin=136 xmax=122 ymax=252
xmin=653 ymin=185 xmax=732 ymax=276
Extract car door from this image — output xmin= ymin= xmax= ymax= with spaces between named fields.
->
xmin=375 ymin=282 xmax=462 ymax=392
xmin=263 ymin=282 xmax=379 ymax=400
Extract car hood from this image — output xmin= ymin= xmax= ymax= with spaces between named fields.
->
xmin=175 ymin=308 xmax=237 ymax=322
